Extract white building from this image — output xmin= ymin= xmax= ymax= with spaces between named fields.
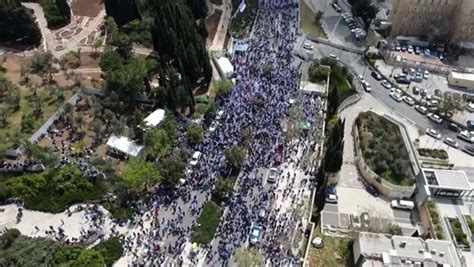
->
xmin=216 ymin=57 xmax=234 ymax=79
xmin=143 ymin=109 xmax=166 ymax=128
xmin=353 ymin=232 xmax=462 ymax=267
xmin=106 ymin=135 xmax=144 ymax=159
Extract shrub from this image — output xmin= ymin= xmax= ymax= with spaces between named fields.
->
xmin=41 ymin=0 xmax=71 ymax=29
xmin=192 ymin=201 xmax=221 ymax=244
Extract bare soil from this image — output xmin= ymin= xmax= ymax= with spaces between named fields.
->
xmin=71 ymin=0 xmax=104 ymax=17
xmin=205 ymin=9 xmax=223 ymax=47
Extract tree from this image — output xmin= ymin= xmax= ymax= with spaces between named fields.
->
xmin=235 ymin=247 xmax=262 ymax=267
xmin=351 ymin=0 xmax=378 ymax=27
xmin=0 ymin=0 xmax=42 ymax=46
xmin=216 ymin=79 xmax=233 ymax=98
xmin=111 ymin=117 xmax=124 ymax=135
xmin=72 ymin=249 xmax=105 ymax=267
xmin=0 ymin=106 xmax=9 ymax=127
xmin=324 ymin=118 xmax=345 ymax=173
xmin=225 ymin=145 xmax=245 ymax=171
xmin=122 ymin=159 xmax=162 ymax=191
xmin=104 ymin=0 xmax=141 ymax=26
xmin=143 ymin=128 xmax=172 ymax=157
xmin=309 ymin=65 xmax=330 ymax=83
xmin=187 ymin=123 xmax=203 ymax=144
xmin=186 ymin=0 xmax=208 ymax=20
xmin=30 ymin=51 xmax=57 ymax=82
xmin=158 ymin=150 xmax=187 ymax=186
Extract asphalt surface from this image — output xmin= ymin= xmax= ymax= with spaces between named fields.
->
xmin=300 ymin=41 xmax=474 ymax=153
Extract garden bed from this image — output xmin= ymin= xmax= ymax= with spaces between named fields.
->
xmin=418 ymin=148 xmax=449 ymax=160
xmin=449 ymin=217 xmax=469 ymax=247
xmin=465 ymin=215 xmax=474 ymax=236
xmin=427 ymin=201 xmax=444 ymax=239
xmin=356 ymin=111 xmax=415 ymax=186
xmin=192 ymin=200 xmax=222 ymax=244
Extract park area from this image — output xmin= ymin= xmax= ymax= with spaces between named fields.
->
xmin=356 ymin=111 xmax=415 ymax=186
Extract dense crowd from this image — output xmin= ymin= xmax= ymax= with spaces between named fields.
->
xmin=117 ymin=0 xmax=324 ymax=266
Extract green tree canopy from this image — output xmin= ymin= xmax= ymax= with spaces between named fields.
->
xmin=0 ymin=0 xmax=42 ymax=46
xmin=122 ymin=159 xmax=162 ymax=190
xmin=225 ymin=145 xmax=245 ymax=171
xmin=216 ymin=79 xmax=233 ymax=98
xmin=187 ymin=123 xmax=203 ymax=144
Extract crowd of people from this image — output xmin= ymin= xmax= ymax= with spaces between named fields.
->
xmin=116 ymin=0 xmax=326 ymax=266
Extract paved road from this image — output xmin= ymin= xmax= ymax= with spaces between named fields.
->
xmin=303 ymin=40 xmax=473 ymax=153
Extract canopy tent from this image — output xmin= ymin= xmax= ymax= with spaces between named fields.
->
xmin=300 ymin=122 xmax=311 ymax=131
xmin=234 ymin=41 xmax=249 ymax=53
xmin=143 ymin=109 xmax=165 ymax=128
xmin=216 ymin=57 xmax=234 ymax=79
xmin=106 ymin=135 xmax=144 ymax=158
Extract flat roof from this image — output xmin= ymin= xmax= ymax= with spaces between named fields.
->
xmin=217 ymin=57 xmax=234 ymax=74
xmin=356 ymin=232 xmax=461 ymax=266
xmin=143 ymin=109 xmax=165 ymax=128
xmin=450 ymin=71 xmax=474 ymax=81
xmin=106 ymin=135 xmax=144 ymax=157
xmin=423 ymin=168 xmax=471 ymax=191
xmin=299 ymin=82 xmax=326 ymax=94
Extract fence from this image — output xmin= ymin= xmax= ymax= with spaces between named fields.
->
xmin=305 ymin=35 xmax=365 ymax=55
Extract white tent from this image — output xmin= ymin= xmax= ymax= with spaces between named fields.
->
xmin=143 ymin=109 xmax=166 ymax=128
xmin=106 ymin=135 xmax=144 ymax=158
xmin=217 ymin=57 xmax=234 ymax=79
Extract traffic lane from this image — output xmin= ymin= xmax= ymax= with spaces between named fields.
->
xmin=360 ymin=74 xmax=472 ymax=150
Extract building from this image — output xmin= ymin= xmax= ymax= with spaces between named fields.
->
xmin=353 ymin=232 xmax=462 ymax=267
xmin=390 ymin=0 xmax=474 ymax=46
xmin=106 ymin=135 xmax=144 ymax=159
xmin=418 ymin=168 xmax=474 ymax=199
xmin=143 ymin=108 xmax=166 ymax=128
xmin=447 ymin=71 xmax=474 ymax=89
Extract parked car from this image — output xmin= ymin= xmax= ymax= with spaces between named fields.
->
xmin=365 ymin=185 xmax=379 ymax=197
xmin=426 ymin=128 xmax=441 ymax=139
xmin=444 ymin=137 xmax=459 ymax=148
xmin=412 ymin=86 xmax=420 ymax=95
xmin=396 ymin=77 xmax=410 ymax=84
xmin=424 ymin=70 xmax=430 ymax=79
xmin=403 ymin=96 xmax=415 ymax=105
xmin=357 ymin=75 xmax=365 ymax=83
xmin=390 ymin=92 xmax=403 ymax=102
xmin=427 ymin=113 xmax=443 ymax=124
xmin=407 ymin=45 xmax=414 ymax=53
xmin=458 ymin=130 xmax=474 ymax=143
xmin=462 ymin=146 xmax=474 ymax=156
xmin=329 ymin=54 xmax=339 ymax=60
xmin=448 ymin=123 xmax=461 ymax=132
xmin=331 ymin=2 xmax=342 ymax=12
xmin=381 ymin=79 xmax=391 ymax=89
xmin=371 ymin=71 xmax=383 ymax=80
xmin=415 ymin=105 xmax=428 ymax=114
xmin=249 ymin=225 xmax=263 ymax=245
xmin=391 ymin=200 xmax=415 ymax=210
xmin=267 ymin=168 xmax=278 ymax=183
xmin=362 ymin=81 xmax=372 ymax=92
xmin=420 ymin=88 xmax=427 ymax=96
xmin=303 ymin=41 xmax=313 ymax=50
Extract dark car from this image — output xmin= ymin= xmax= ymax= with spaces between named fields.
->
xmin=365 ymin=185 xmax=379 ymax=197
xmin=396 ymin=77 xmax=411 ymax=84
xmin=371 ymin=71 xmax=382 ymax=80
xmin=412 ymin=86 xmax=420 ymax=95
xmin=448 ymin=122 xmax=461 ymax=132
xmin=462 ymin=146 xmax=474 ymax=156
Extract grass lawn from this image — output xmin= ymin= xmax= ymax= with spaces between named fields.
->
xmin=192 ymin=201 xmax=222 ymax=244
xmin=300 ymin=0 xmax=327 ymax=38
xmin=356 ymin=111 xmax=415 ymax=186
xmin=307 ymin=224 xmax=355 ymax=267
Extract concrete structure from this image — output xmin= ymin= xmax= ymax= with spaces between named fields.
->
xmin=447 ymin=71 xmax=474 ymax=89
xmin=353 ymin=232 xmax=463 ymax=267
xmin=106 ymin=135 xmax=144 ymax=159
xmin=418 ymin=168 xmax=474 ymax=199
xmin=390 ymin=0 xmax=474 ymax=46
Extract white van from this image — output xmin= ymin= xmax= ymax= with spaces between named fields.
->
xmin=391 ymin=200 xmax=415 ymax=210
xmin=190 ymin=151 xmax=202 ymax=166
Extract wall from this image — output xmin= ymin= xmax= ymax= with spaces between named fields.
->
xmin=353 ymin=123 xmax=416 ymax=200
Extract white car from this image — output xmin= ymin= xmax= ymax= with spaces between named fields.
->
xmin=363 ymin=81 xmax=371 ymax=92
xmin=426 ymin=128 xmax=441 ymax=139
xmin=444 ymin=137 xmax=459 ymax=148
xmin=415 ymin=105 xmax=428 ymax=114
xmin=381 ymin=79 xmax=392 ymax=89
xmin=326 ymin=194 xmax=338 ymax=203
xmin=427 ymin=113 xmax=443 ymax=124
xmin=407 ymin=45 xmax=414 ymax=53
xmin=389 ymin=92 xmax=403 ymax=102
xmin=329 ymin=54 xmax=339 ymax=60
xmin=357 ymin=75 xmax=365 ymax=83
xmin=458 ymin=130 xmax=474 ymax=143
xmin=303 ymin=41 xmax=313 ymax=50
xmin=424 ymin=70 xmax=429 ymax=79
xmin=267 ymin=168 xmax=278 ymax=183
xmin=403 ymin=96 xmax=415 ymax=105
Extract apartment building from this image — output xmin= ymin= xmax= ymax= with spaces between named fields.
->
xmin=390 ymin=0 xmax=474 ymax=46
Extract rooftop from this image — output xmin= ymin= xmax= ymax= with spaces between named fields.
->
xmin=143 ymin=109 xmax=165 ymax=128
xmin=106 ymin=135 xmax=144 ymax=157
xmin=423 ymin=168 xmax=471 ymax=191
xmin=355 ymin=232 xmax=461 ymax=267
xmin=300 ymin=82 xmax=326 ymax=94
xmin=450 ymin=71 xmax=474 ymax=81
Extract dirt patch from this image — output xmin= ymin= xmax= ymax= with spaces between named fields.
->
xmin=205 ymin=9 xmax=223 ymax=47
xmin=71 ymin=0 xmax=104 ymax=17
xmin=210 ymin=0 xmax=223 ymax=5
